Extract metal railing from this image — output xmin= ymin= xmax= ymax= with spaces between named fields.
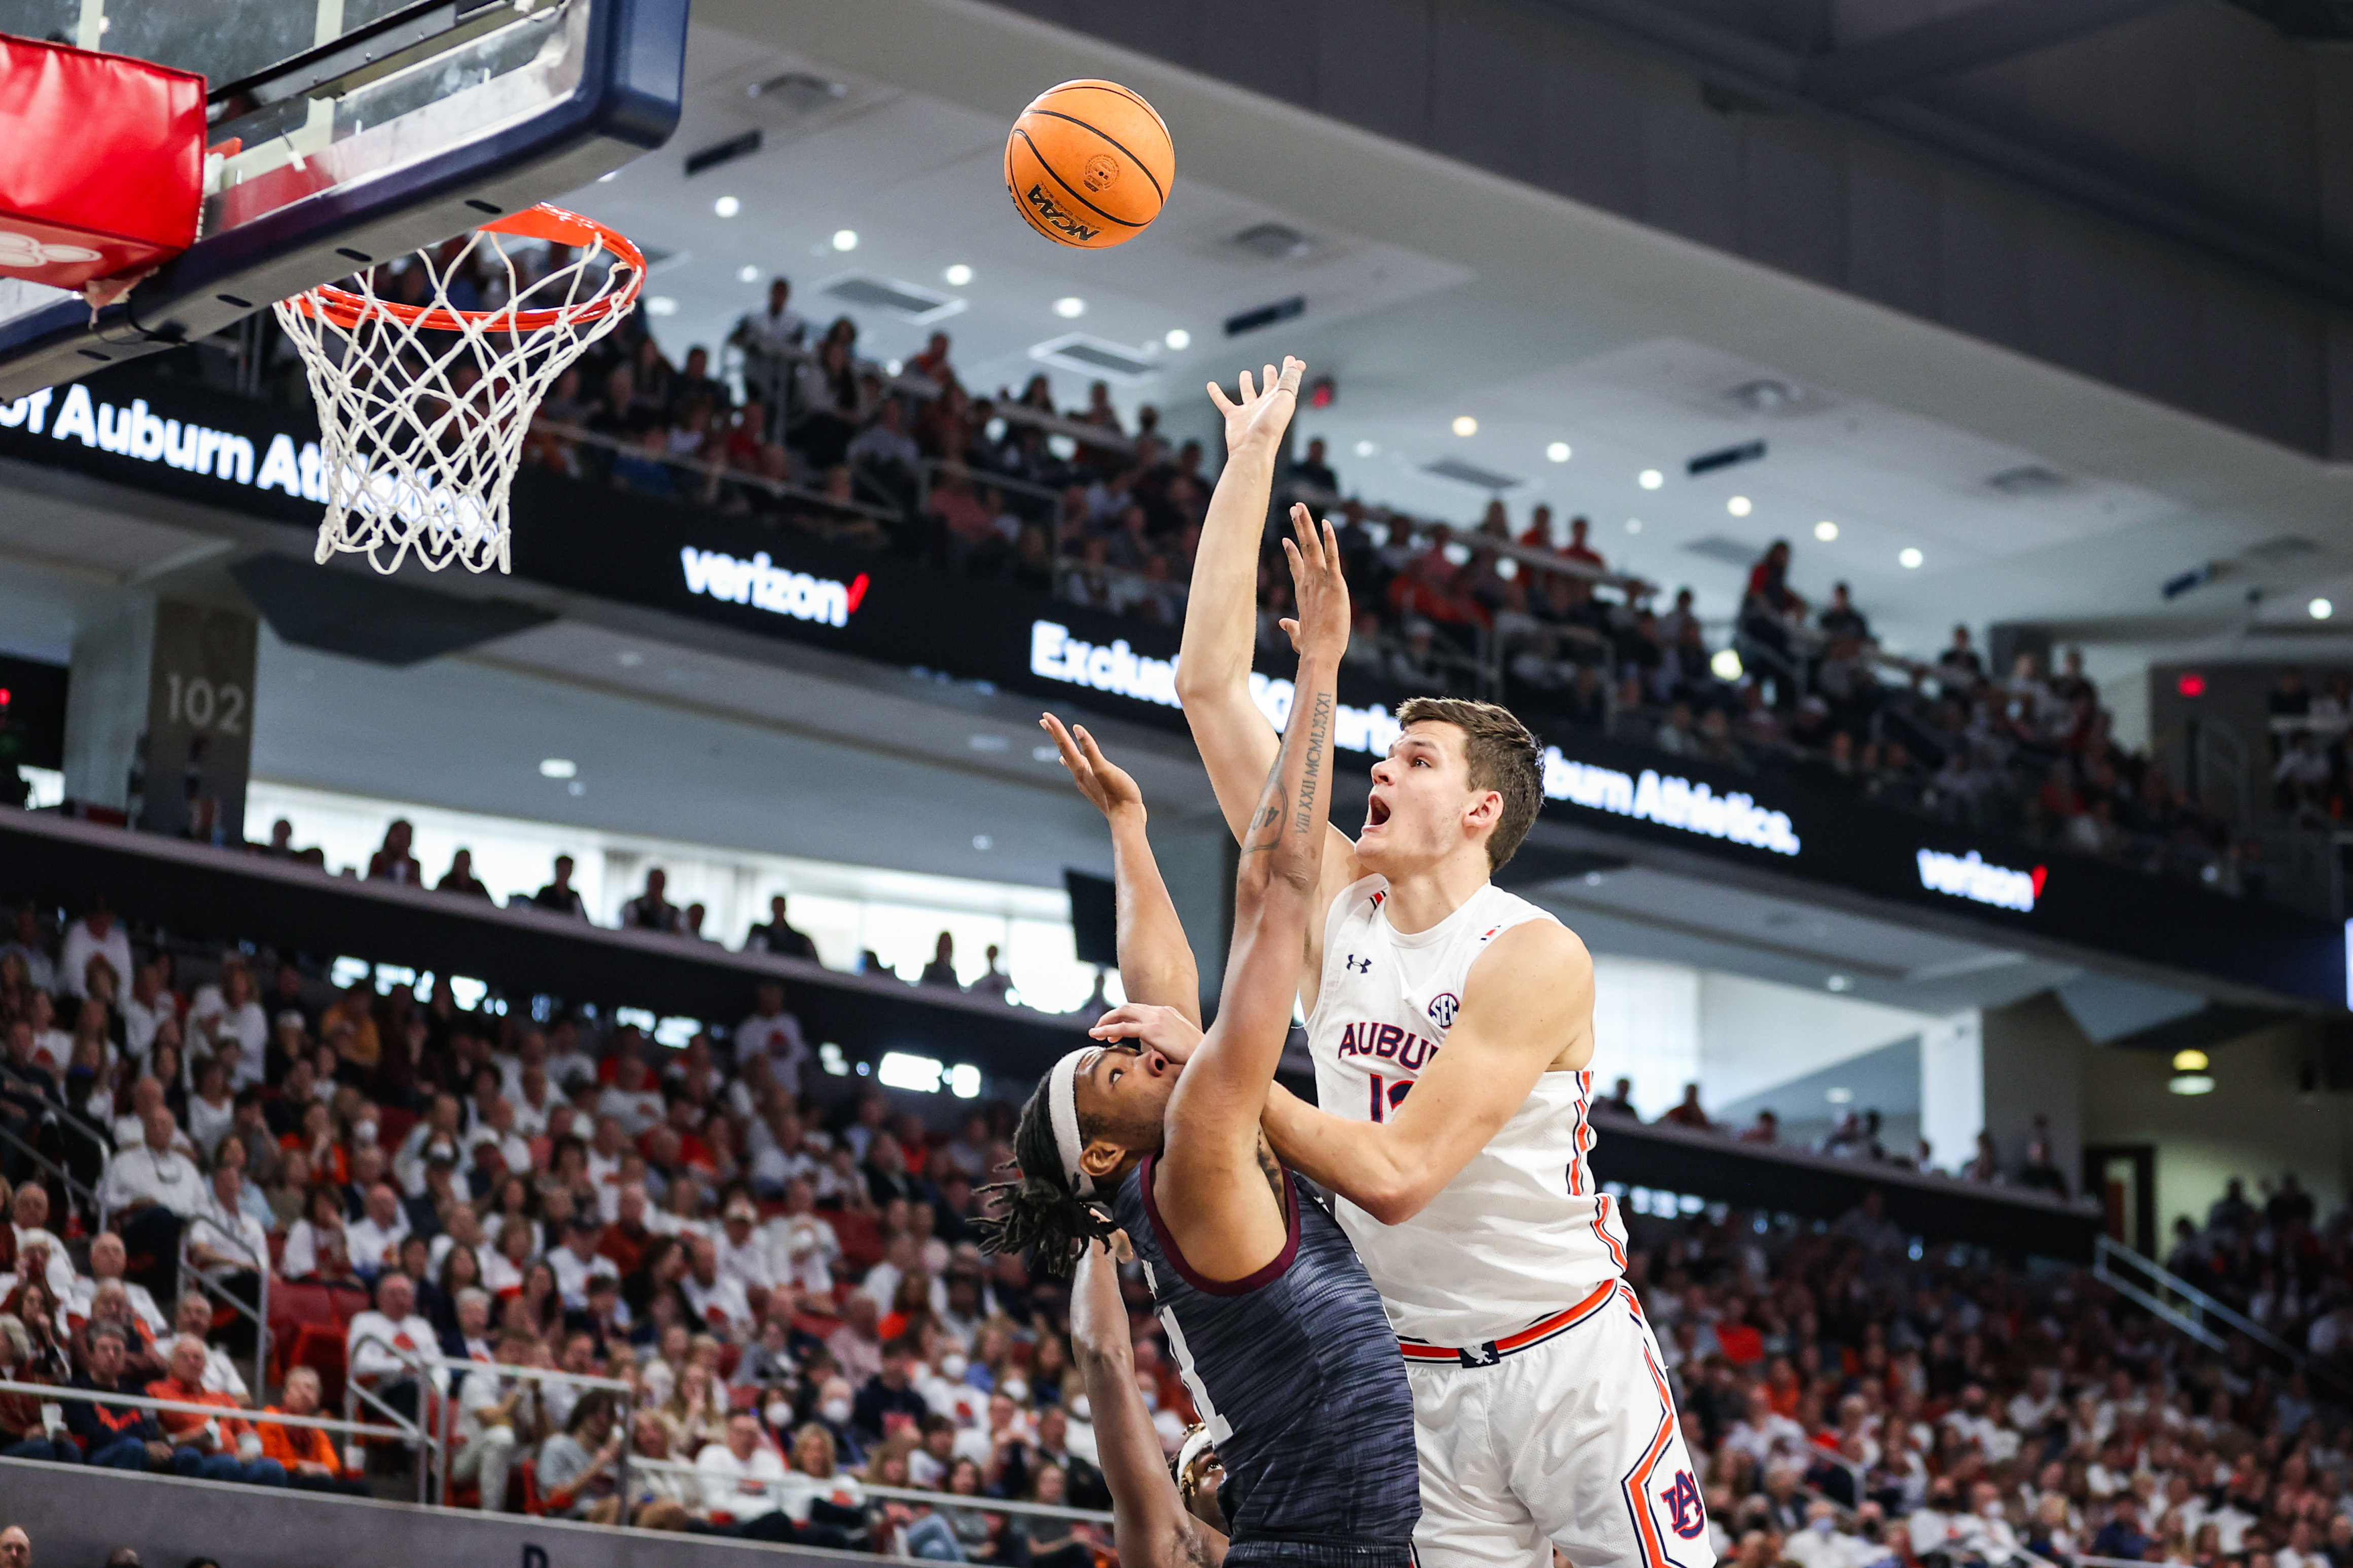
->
xmin=0 ymin=1117 xmax=108 ymax=1233
xmin=418 ymin=1351 xmax=637 ymax=1509
xmin=2091 ymin=1234 xmax=2347 ymax=1391
xmin=342 ymin=1333 xmax=450 ymax=1504
xmin=0 ymin=1375 xmax=397 ymax=1453
xmin=177 ymin=1212 xmax=271 ymax=1400
xmin=624 ymin=1453 xmax=1115 ymax=1523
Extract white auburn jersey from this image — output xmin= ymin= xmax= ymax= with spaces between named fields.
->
xmin=1304 ymin=874 xmax=1627 ymax=1345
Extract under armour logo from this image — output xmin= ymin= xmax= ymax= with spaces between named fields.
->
xmin=1659 ymin=1471 xmax=1706 ymax=1539
xmin=1457 ymin=1342 xmax=1501 ymax=1368
xmin=1344 ymin=954 xmax=1373 ymax=974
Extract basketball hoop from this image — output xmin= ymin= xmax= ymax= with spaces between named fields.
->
xmin=273 ymin=203 xmax=646 ymax=574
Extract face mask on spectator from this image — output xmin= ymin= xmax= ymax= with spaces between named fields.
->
xmin=939 ymin=1354 xmax=968 ymax=1382
xmin=821 ymin=1397 xmax=851 ymax=1425
xmin=765 ymin=1400 xmax=791 ymax=1429
xmin=1002 ymin=1378 xmax=1028 ymax=1405
xmin=1812 ymin=1518 xmax=1836 ymax=1537
xmin=354 ymin=1118 xmax=379 ymax=1145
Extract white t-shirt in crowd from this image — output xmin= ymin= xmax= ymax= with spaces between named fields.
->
xmin=696 ymin=1441 xmax=790 ymax=1520
xmin=58 ymin=920 xmax=133 ymax=999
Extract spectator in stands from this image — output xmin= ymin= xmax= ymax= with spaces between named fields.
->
xmin=744 ymin=897 xmax=818 ymax=962
xmin=532 ymin=855 xmax=589 ymax=919
xmin=64 ymin=1321 xmax=177 ymax=1472
xmin=0 ymin=1525 xmax=26 ymax=1568
xmin=699 ymin=1409 xmax=797 ymax=1540
xmin=539 ymin=1390 xmax=627 ymax=1520
xmin=57 ymin=900 xmax=130 ymax=1003
xmin=346 ymin=1270 xmax=437 ymax=1423
xmin=436 ymin=850 xmax=491 ymax=898
xmin=257 ymin=1365 xmax=368 ymax=1494
xmin=1660 ymin=1082 xmax=1712 ymax=1129
xmin=918 ymin=934 xmax=958 ymax=989
xmin=450 ymin=1328 xmax=540 ymax=1510
xmin=620 ymin=869 xmax=682 ymax=934
xmin=0 ymin=1314 xmax=76 ymax=1463
xmin=367 ymin=820 xmax=422 ymax=885
xmin=145 ymin=1334 xmax=284 ymax=1485
xmin=0 ymin=908 xmax=54 ymax=994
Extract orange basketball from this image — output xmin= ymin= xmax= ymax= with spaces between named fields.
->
xmin=1005 ymin=79 xmax=1173 ymax=249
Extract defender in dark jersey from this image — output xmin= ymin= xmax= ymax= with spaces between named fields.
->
xmin=979 ymin=511 xmax=1418 ymax=1568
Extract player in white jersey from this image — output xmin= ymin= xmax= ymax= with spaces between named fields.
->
xmin=1143 ymin=356 xmax=1711 ymax=1568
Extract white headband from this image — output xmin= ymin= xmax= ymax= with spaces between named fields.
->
xmin=1047 ymin=1047 xmax=1100 ymax=1196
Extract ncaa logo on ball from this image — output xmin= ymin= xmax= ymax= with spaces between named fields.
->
xmin=1082 ymin=154 xmax=1120 ymax=192
xmin=1427 ymin=993 xmax=1460 ymax=1030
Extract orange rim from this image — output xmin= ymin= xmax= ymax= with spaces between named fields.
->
xmin=288 ymin=203 xmax=646 ymax=333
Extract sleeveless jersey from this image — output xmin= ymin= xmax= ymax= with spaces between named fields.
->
xmin=1112 ymin=1155 xmax=1420 ymax=1554
xmin=1304 ymin=876 xmax=1627 ymax=1345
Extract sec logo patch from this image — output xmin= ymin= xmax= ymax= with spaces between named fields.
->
xmin=1427 ymin=992 xmax=1460 ymax=1029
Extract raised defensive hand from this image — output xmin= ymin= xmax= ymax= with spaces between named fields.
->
xmin=1041 ymin=712 xmax=1143 ymax=820
xmin=1277 ymin=502 xmax=1350 ymax=662
xmin=1206 ymin=356 xmax=1305 ymax=457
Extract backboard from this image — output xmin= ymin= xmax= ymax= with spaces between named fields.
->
xmin=0 ymin=0 xmax=686 ymax=400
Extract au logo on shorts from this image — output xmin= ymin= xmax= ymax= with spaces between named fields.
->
xmin=1658 ymin=1471 xmax=1706 ymax=1539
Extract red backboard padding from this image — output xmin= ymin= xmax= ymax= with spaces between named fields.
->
xmin=0 ymin=33 xmax=204 ymax=288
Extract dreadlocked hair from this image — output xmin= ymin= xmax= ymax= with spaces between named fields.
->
xmin=972 ymin=1070 xmax=1118 ymax=1278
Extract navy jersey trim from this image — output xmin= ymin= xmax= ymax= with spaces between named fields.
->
xmin=1139 ymin=1152 xmax=1302 ymax=1297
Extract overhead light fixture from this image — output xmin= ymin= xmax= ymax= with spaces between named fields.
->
xmin=539 ymin=758 xmax=577 ymax=779
xmin=972 ymin=834 xmax=994 ymax=850
xmin=2311 ymin=597 xmax=2335 ymax=620
xmin=1053 ymin=296 xmax=1086 ymax=318
xmin=1814 ymin=520 xmax=1839 ymax=542
xmin=831 ymin=228 xmax=859 ymax=251
xmin=646 ymin=296 xmax=678 ymax=317
xmin=1451 ymin=415 xmax=1478 ymax=436
xmin=1899 ymin=547 xmax=1924 ymax=569
xmin=1710 ymin=648 xmax=1743 ymax=680
xmin=1826 ymin=1086 xmax=1855 ymax=1104
xmin=1354 ymin=440 xmax=1377 ymax=457
xmin=1638 ymin=468 xmax=1663 ymax=490
xmin=714 ymin=195 xmax=741 ymax=218
xmin=1727 ymin=495 xmax=1752 ymax=517
xmin=2173 ymin=1049 xmax=2209 ymax=1072
xmin=2169 ymin=1052 xmax=2216 ymax=1095
xmin=1163 ymin=327 xmax=1191 ymax=350
xmin=943 ymin=263 xmax=973 ymax=286
xmin=1826 ymin=974 xmax=1853 ymax=993
xmin=736 ymin=265 xmax=758 ymax=283
xmin=1625 ymin=519 xmax=1643 ymax=533
xmin=1546 ymin=441 xmax=1572 ymax=462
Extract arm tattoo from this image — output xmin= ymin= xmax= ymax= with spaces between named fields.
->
xmin=1290 ymin=692 xmax=1331 ymax=838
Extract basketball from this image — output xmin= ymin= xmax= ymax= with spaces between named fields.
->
xmin=1004 ymin=79 xmax=1173 ymax=249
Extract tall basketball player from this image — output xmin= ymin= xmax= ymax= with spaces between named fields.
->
xmin=1136 ymin=357 xmax=1712 ymax=1568
xmin=980 ymin=510 xmax=1421 ymax=1568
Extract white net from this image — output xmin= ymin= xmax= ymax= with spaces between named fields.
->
xmin=273 ymin=204 xmax=643 ymax=574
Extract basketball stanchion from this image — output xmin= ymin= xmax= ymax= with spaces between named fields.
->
xmin=273 ymin=203 xmax=644 ymax=574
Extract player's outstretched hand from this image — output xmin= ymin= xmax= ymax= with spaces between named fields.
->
xmin=1090 ymin=1002 xmax=1205 ymax=1064
xmin=1042 ymin=712 xmax=1143 ymax=820
xmin=1207 ymin=356 xmax=1304 ymax=457
xmin=1277 ymin=502 xmax=1349 ymax=662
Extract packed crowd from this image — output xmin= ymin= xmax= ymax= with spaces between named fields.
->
xmin=5 ymin=889 xmax=2345 ymax=1568
xmin=0 ymin=894 xmax=1129 ymax=1557
xmin=185 ymin=246 xmax=2270 ymax=902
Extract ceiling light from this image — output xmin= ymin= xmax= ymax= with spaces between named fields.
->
xmin=1354 ymin=440 xmax=1378 ymax=457
xmin=1899 ymin=547 xmax=1924 ymax=569
xmin=1727 ymin=495 xmax=1752 ymax=517
xmin=1583 ymin=871 xmax=1606 ymax=886
xmin=714 ymin=195 xmax=740 ymax=218
xmin=1164 ymin=328 xmax=1191 ymax=350
xmin=539 ymin=758 xmax=577 ymax=779
xmin=2173 ymin=1049 xmax=2209 ymax=1072
xmin=1452 ymin=415 xmax=1479 ymax=437
xmin=1031 ymin=745 xmax=1057 ymax=763
xmin=1546 ymin=441 xmax=1572 ymax=463
xmin=646 ymin=296 xmax=678 ymax=317
xmin=972 ymin=834 xmax=994 ymax=851
xmin=1826 ymin=1086 xmax=1855 ymax=1104
xmin=1638 ymin=469 xmax=1663 ymax=490
xmin=1710 ymin=648 xmax=1743 ymax=681
xmin=567 ymin=780 xmax=586 ymax=797
xmin=944 ymin=263 xmax=974 ymax=286
xmin=617 ymin=650 xmax=644 ymax=667
xmin=2169 ymin=1072 xmax=2215 ymax=1096
xmin=1825 ymin=974 xmax=1853 ymax=992
xmin=736 ymin=265 xmax=758 ymax=283
xmin=596 ymin=169 xmax=621 ymax=183
xmin=2311 ymin=597 xmax=2335 ymax=620
xmin=1625 ymin=519 xmax=1643 ymax=534
xmin=1814 ymin=520 xmax=1839 ymax=542
xmin=1053 ymin=296 xmax=1086 ymax=318
xmin=831 ymin=229 xmax=859 ymax=251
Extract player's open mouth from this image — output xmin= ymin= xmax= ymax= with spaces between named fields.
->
xmin=1364 ymin=794 xmax=1392 ymax=830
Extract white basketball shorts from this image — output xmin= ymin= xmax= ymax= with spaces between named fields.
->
xmin=1400 ymin=1281 xmax=1715 ymax=1568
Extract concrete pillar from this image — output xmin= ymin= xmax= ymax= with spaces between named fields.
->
xmin=63 ymin=594 xmax=258 ymax=843
xmin=1980 ymin=991 xmax=2089 ymax=1195
xmin=1147 ymin=810 xmax=1237 ymax=1018
xmin=1919 ymin=1010 xmax=1985 ymax=1173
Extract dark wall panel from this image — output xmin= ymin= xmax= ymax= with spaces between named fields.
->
xmin=1311 ymin=0 xmax=1432 ymax=148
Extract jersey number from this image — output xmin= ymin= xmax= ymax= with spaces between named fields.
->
xmin=1367 ymin=1074 xmax=1413 ymax=1123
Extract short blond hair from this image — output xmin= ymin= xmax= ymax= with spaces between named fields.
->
xmin=1396 ymin=697 xmax=1544 ymax=869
